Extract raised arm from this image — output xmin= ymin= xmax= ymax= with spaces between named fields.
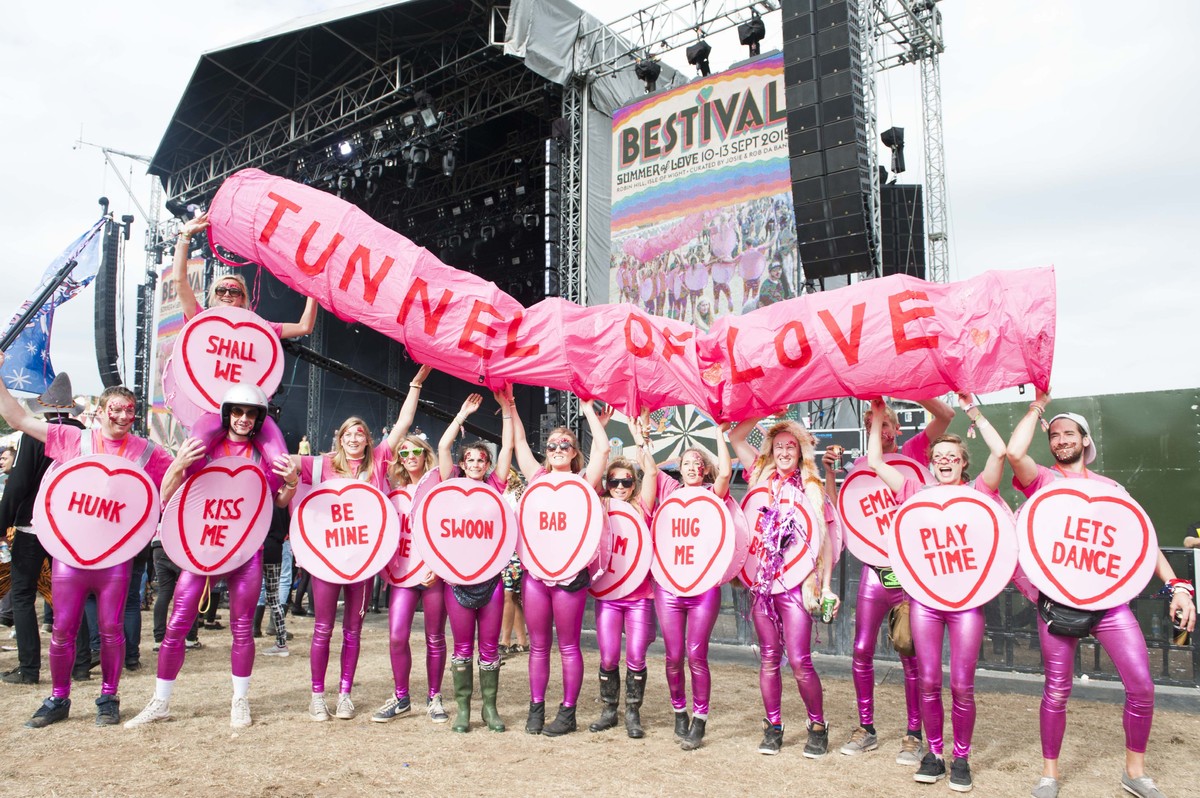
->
xmin=0 ymin=354 xmax=48 ymax=442
xmin=728 ymin=415 xmax=764 ymax=473
xmin=918 ymin=396 xmax=956 ymax=442
xmin=493 ymin=386 xmax=515 ymax=480
xmin=387 ymin=364 xmax=432 ymax=453
xmin=160 ymin=437 xmax=206 ymax=505
xmin=712 ymin=422 xmax=733 ymax=499
xmin=821 ymin=447 xmax=840 ymax=503
xmin=580 ymin=399 xmax=613 ymax=491
xmin=629 ymin=412 xmax=659 ymax=512
xmin=173 ymin=212 xmax=209 ymax=321
xmin=1006 ymin=388 xmax=1050 ymax=489
xmin=438 ymin=394 xmax=481 ymax=480
xmin=958 ymin=392 xmax=1006 ymax=492
xmin=279 ymin=296 xmax=318 ymax=340
xmin=867 ymin=398 xmax=905 ymax=494
xmin=509 ymin=395 xmax=541 ymax=481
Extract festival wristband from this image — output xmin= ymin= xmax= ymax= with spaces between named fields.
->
xmin=1169 ymin=579 xmax=1195 ymax=596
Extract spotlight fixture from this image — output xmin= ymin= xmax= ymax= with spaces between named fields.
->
xmin=686 ymin=40 xmax=712 ymax=77
xmin=411 ymin=145 xmax=430 ymax=165
xmin=442 ymin=151 xmax=456 ymax=177
xmin=337 ymin=140 xmax=354 ymax=157
xmin=635 ymin=59 xmax=661 ymax=93
xmin=738 ymin=12 xmax=766 ymax=56
xmin=414 ymin=91 xmax=439 ymax=130
xmin=881 ymin=126 xmax=906 ymax=174
xmin=406 ymin=163 xmax=419 ymax=189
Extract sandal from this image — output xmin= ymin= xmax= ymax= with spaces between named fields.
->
xmin=513 ymin=644 xmax=529 ymax=654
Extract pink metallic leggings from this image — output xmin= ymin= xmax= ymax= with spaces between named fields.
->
xmin=851 ymin=565 xmax=920 ymax=730
xmin=444 ymin=580 xmax=503 ymax=666
xmin=594 ymin=596 xmax=656 ymax=672
xmin=158 ymin=553 xmax=262 ymax=681
xmin=49 ymin=560 xmax=131 ymax=698
xmin=655 ymin=584 xmax=721 ymax=716
xmin=523 ymin=574 xmax=588 ymax=707
xmin=1038 ymin=605 xmax=1153 ymax=758
xmin=388 ymin=584 xmax=447 ymax=700
xmin=910 ymin=601 xmax=984 ymax=759
xmin=752 ymin=584 xmax=823 ymax=727
xmin=310 ymin=577 xmax=368 ymax=694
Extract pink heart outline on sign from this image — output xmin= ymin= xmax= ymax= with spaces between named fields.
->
xmin=175 ymin=462 xmax=270 ymax=573
xmin=43 ymin=460 xmax=155 ymax=567
xmin=892 ymin=495 xmax=1000 ymax=610
xmin=297 ymin=483 xmax=389 ymax=582
xmin=739 ymin=485 xmax=814 ymax=589
xmin=652 ymin=493 xmax=728 ymax=595
xmin=419 ymin=483 xmax=510 ymax=583
xmin=179 ymin=312 xmax=281 ymax=409
xmin=590 ymin=506 xmax=648 ymax=599
xmin=1024 ymin=488 xmax=1151 ymax=607
xmin=518 ymin=477 xmax=596 ymax=579
xmin=386 ymin=487 xmax=425 ymax=585
xmin=838 ymin=456 xmax=929 ymax=562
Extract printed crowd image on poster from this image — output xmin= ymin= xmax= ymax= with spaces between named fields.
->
xmin=610 ymin=52 xmax=796 ymax=333
xmin=149 ymin=254 xmax=208 ymax=448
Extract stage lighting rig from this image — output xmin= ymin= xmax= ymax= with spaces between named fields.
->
xmin=635 ymin=58 xmax=661 ymax=93
xmin=881 ymin=126 xmax=906 ymax=174
xmin=738 ymin=12 xmax=765 ymax=56
xmin=686 ymin=40 xmax=712 ymax=77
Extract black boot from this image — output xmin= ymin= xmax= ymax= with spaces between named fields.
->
xmin=588 ymin=668 xmax=620 ymax=733
xmin=624 ymin=667 xmax=647 ymax=739
xmin=674 ymin=710 xmax=690 ymax=741
xmin=525 ymin=701 xmax=545 ymax=735
xmin=542 ymin=703 xmax=577 ymax=737
xmin=252 ymin=606 xmax=265 ymax=639
xmin=680 ymin=715 xmax=707 ymax=751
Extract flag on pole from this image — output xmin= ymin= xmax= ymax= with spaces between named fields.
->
xmin=1 ymin=219 xmax=106 ymax=394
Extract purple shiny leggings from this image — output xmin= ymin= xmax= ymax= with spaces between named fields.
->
xmin=851 ymin=565 xmax=920 ymax=730
xmin=388 ymin=585 xmax=447 ymax=700
xmin=49 ymin=560 xmax=131 ymax=698
xmin=655 ymin=584 xmax=721 ymax=716
xmin=1038 ymin=605 xmax=1153 ymax=758
xmin=523 ymin=574 xmax=588 ymax=707
xmin=310 ymin=576 xmax=368 ymax=694
xmin=444 ymin=580 xmax=503 ymax=665
xmin=594 ymin=596 xmax=656 ymax=672
xmin=910 ymin=601 xmax=984 ymax=759
xmin=752 ymin=584 xmax=823 ymax=726
xmin=158 ymin=553 xmax=262 ymax=681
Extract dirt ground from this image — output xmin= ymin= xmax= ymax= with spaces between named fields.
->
xmin=0 ymin=610 xmax=1195 ymax=798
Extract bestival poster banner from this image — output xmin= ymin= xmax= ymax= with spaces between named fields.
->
xmin=610 ymin=52 xmax=796 ymax=329
xmin=151 ymin=254 xmax=208 ymax=447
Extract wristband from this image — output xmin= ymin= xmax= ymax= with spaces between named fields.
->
xmin=409 ymin=382 xmax=422 ymax=389
xmin=1169 ymin=579 xmax=1195 ymax=597
xmin=284 ymin=480 xmax=298 ymax=490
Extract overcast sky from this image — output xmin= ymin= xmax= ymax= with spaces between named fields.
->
xmin=1 ymin=1 xmax=1196 ymax=401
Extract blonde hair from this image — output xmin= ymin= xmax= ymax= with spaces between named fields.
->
xmin=206 ymin=273 xmax=249 ymax=309
xmin=330 ymin=416 xmax=376 ymax=481
xmin=388 ymin=435 xmax=434 ymax=487
xmin=863 ymin=402 xmax=900 ymax=430
xmin=603 ymin=457 xmax=641 ymax=496
xmin=542 ymin=426 xmax=585 ymax=473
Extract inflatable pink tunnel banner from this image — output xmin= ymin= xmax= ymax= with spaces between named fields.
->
xmin=208 ymin=169 xmax=1054 ymax=420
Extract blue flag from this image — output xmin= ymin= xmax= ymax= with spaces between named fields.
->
xmin=1 ymin=219 xmax=106 ymax=394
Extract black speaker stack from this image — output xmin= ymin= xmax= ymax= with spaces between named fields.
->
xmin=880 ymin=183 xmax=925 ymax=279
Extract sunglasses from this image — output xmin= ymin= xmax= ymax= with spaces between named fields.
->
xmin=545 ymin=441 xmax=575 ymax=452
xmin=606 ymin=477 xmax=635 ymax=489
xmin=214 ymin=285 xmax=245 ymax=298
xmin=229 ymin=406 xmax=259 ymax=418
xmin=397 ymin=448 xmax=424 ymax=458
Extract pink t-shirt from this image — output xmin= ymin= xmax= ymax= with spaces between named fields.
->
xmin=299 ymin=445 xmax=391 ymax=491
xmin=194 ymin=437 xmax=282 ymax=494
xmin=1014 ymin=463 xmax=1121 ymax=498
xmin=45 ymin=425 xmax=173 ymax=488
xmin=449 ymin=466 xmax=507 ymax=492
xmin=896 ymin=474 xmax=1005 ymax=506
xmin=849 ymin=429 xmax=931 ymax=472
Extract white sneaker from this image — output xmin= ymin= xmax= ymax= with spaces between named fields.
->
xmin=309 ymin=693 xmax=329 ymax=722
xmin=184 ymin=639 xmax=202 ymax=649
xmin=124 ymin=697 xmax=171 ymax=729
xmin=897 ymin=733 xmax=925 ymax=766
xmin=230 ymin=696 xmax=251 ymax=729
xmin=262 ymin=643 xmax=289 ymax=657
xmin=426 ymin=693 xmax=449 ymax=723
xmin=335 ymin=692 xmax=355 ymax=720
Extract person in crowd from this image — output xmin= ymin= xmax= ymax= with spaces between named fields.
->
xmin=730 ymin=416 xmax=837 ymax=757
xmin=172 ymin=211 xmax=316 ymax=338
xmin=825 ymin=397 xmax=953 ymax=765
xmin=255 ymin=504 xmax=292 ymax=656
xmin=589 ymin=415 xmax=657 ymax=739
xmin=0 ymin=356 xmax=173 ymax=727
xmin=642 ymin=425 xmax=733 ymax=751
xmin=1008 ymin=390 xmax=1195 ymax=798
xmin=869 ymin=393 xmax=1006 ymax=792
xmin=499 ymin=469 xmax=528 ymax=656
xmin=434 ymin=389 xmax=514 ymax=733
xmin=511 ymin=395 xmax=611 ymax=737
xmin=373 ymin=367 xmax=451 ymax=725
xmin=298 ymin=434 xmax=311 ymax=455
xmin=0 ymin=374 xmax=90 ymax=687
xmin=125 ymin=384 xmax=298 ymax=729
